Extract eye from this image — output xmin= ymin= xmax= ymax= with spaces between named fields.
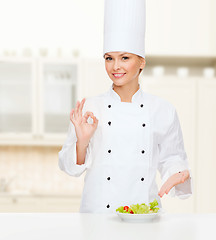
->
xmin=122 ymin=56 xmax=129 ymax=60
xmin=105 ymin=57 xmax=112 ymax=61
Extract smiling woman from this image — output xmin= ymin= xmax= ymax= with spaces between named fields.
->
xmin=103 ymin=51 xmax=146 ymax=102
xmin=58 ymin=0 xmax=192 ymax=214
xmin=104 ymin=52 xmax=145 ymax=81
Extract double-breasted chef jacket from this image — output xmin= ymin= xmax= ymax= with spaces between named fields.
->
xmin=59 ymin=83 xmax=192 ymax=213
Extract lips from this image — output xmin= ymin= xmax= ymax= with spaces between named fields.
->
xmin=112 ymin=73 xmax=126 ymax=78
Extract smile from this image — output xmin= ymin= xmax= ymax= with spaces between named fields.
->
xmin=112 ymin=73 xmax=126 ymax=78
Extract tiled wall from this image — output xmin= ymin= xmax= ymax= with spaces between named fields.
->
xmin=0 ymin=146 xmax=85 ymax=195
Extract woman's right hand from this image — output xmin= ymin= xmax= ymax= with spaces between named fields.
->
xmin=70 ymin=98 xmax=99 ymax=147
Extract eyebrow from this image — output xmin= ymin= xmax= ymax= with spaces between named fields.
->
xmin=105 ymin=52 xmax=129 ymax=57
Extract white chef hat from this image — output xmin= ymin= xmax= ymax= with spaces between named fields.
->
xmin=103 ymin=0 xmax=146 ymax=58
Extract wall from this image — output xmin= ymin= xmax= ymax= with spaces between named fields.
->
xmin=0 ymin=146 xmax=84 ymax=196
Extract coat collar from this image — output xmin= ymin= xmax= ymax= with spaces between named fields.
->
xmin=109 ymin=83 xmax=143 ymax=103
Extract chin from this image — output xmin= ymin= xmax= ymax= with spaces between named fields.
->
xmin=112 ymin=81 xmax=125 ymax=87
xmin=113 ymin=78 xmax=130 ymax=85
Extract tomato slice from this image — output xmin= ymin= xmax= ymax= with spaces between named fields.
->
xmin=123 ymin=206 xmax=129 ymax=211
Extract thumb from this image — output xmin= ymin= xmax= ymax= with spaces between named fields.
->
xmin=181 ymin=172 xmax=185 ymax=183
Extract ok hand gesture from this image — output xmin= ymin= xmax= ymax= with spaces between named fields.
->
xmin=70 ymin=98 xmax=99 ymax=147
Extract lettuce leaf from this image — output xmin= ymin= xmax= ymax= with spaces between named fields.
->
xmin=116 ymin=199 xmax=159 ymax=214
xmin=116 ymin=206 xmax=130 ymax=214
xmin=149 ymin=199 xmax=159 ymax=211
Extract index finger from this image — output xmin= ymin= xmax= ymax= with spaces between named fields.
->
xmin=78 ymin=98 xmax=86 ymax=116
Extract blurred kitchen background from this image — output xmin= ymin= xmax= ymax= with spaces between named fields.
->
xmin=0 ymin=0 xmax=216 ymax=213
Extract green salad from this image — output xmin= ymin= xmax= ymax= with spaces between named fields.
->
xmin=116 ymin=199 xmax=159 ymax=214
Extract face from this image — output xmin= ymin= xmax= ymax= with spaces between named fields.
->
xmin=104 ymin=51 xmax=145 ymax=87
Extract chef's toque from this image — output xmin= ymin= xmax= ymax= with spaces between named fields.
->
xmin=103 ymin=0 xmax=146 ymax=58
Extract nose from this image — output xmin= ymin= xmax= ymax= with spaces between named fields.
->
xmin=113 ymin=59 xmax=121 ymax=71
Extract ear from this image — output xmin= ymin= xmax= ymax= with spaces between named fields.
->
xmin=139 ymin=57 xmax=146 ymax=71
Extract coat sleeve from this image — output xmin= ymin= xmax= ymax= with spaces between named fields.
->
xmin=58 ymin=99 xmax=93 ymax=177
xmin=58 ymin=121 xmax=92 ymax=177
xmin=157 ymin=108 xmax=193 ymax=199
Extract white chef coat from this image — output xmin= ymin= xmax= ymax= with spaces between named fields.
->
xmin=58 ymin=83 xmax=192 ymax=213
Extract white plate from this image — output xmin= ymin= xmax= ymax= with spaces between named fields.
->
xmin=116 ymin=209 xmax=164 ymax=223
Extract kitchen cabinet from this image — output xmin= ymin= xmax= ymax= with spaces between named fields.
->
xmin=0 ymin=57 xmax=81 ymax=146
xmin=0 ymin=58 xmax=36 ymax=134
xmin=196 ymin=78 xmax=216 ymax=213
xmin=1 ymin=56 xmax=215 ymax=146
xmin=146 ymin=0 xmax=216 ymax=56
xmin=37 ymin=58 xmax=80 ymax=135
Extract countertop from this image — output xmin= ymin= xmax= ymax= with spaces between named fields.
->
xmin=0 ymin=213 xmax=215 ymax=240
xmin=0 ymin=192 xmax=81 ymax=198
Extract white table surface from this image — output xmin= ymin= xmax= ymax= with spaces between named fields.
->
xmin=0 ymin=213 xmax=215 ymax=240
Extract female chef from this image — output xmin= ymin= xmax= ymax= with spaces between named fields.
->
xmin=58 ymin=0 xmax=192 ymax=213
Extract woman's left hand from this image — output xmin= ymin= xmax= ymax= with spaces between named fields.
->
xmin=158 ymin=170 xmax=190 ymax=198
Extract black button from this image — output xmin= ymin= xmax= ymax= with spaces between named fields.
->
xmin=107 ymin=204 xmax=110 ymax=208
xmin=108 ymin=121 xmax=111 ymax=126
xmin=141 ymin=150 xmax=145 ymax=154
xmin=107 ymin=177 xmax=111 ymax=180
xmin=141 ymin=177 xmax=144 ymax=181
xmin=108 ymin=105 xmax=111 ymax=108
xmin=140 ymin=104 xmax=144 ymax=107
xmin=108 ymin=149 xmax=111 ymax=153
xmin=142 ymin=123 xmax=146 ymax=127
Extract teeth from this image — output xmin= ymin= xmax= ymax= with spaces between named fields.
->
xmin=114 ymin=74 xmax=124 ymax=77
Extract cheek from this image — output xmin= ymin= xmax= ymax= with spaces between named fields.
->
xmin=105 ymin=63 xmax=111 ymax=73
xmin=105 ymin=64 xmax=109 ymax=73
xmin=126 ymin=62 xmax=139 ymax=74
